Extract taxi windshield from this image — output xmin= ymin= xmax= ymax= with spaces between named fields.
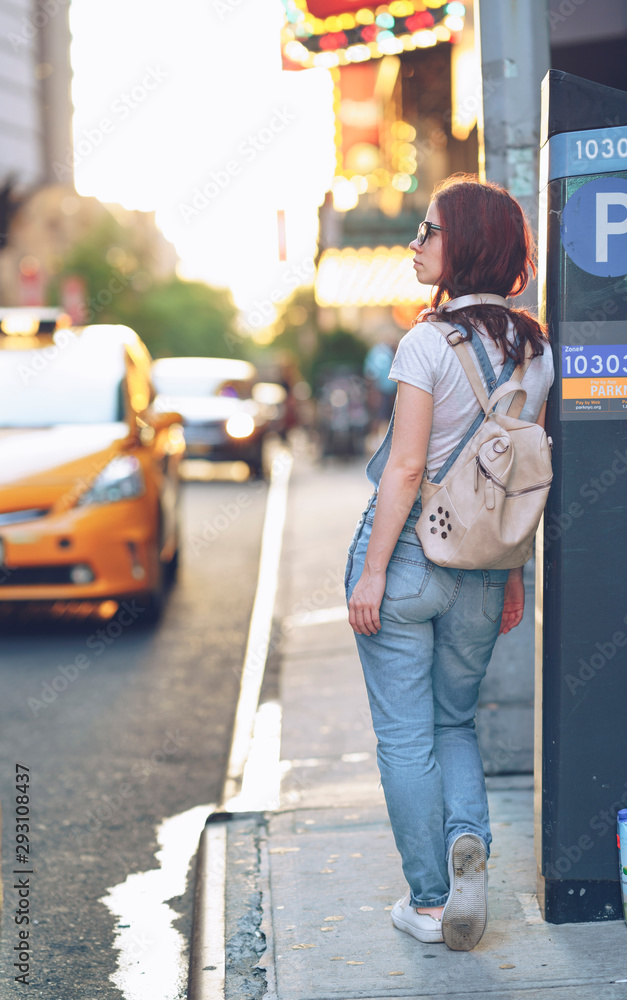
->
xmin=0 ymin=341 xmax=124 ymax=427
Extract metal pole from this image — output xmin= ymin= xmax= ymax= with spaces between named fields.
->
xmin=474 ymin=0 xmax=550 ymax=310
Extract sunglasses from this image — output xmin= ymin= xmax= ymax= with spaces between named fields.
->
xmin=414 ymin=220 xmax=448 ymax=246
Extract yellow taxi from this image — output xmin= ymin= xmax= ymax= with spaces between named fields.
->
xmin=0 ymin=309 xmax=184 ymax=621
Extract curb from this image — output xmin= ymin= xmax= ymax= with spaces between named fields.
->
xmin=188 ymin=812 xmax=231 ymax=1000
xmin=188 ymin=811 xmax=271 ymax=1000
xmin=188 ymin=447 xmax=293 ymax=999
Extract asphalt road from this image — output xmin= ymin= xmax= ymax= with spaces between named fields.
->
xmin=0 ymin=475 xmax=268 ymax=999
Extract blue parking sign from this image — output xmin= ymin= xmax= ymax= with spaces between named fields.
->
xmin=561 ymin=176 xmax=627 ymax=277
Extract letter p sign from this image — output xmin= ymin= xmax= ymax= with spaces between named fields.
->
xmin=561 ymin=176 xmax=627 ymax=277
xmin=596 ymin=193 xmax=627 ymax=263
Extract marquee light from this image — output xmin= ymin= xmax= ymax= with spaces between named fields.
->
xmin=392 ymin=172 xmax=413 ymax=191
xmin=378 ymin=32 xmax=404 ymax=54
xmin=332 ymin=176 xmax=360 ymax=211
xmin=314 ymin=50 xmax=341 ymax=66
xmin=315 ymin=246 xmax=433 ymax=307
xmin=443 ymin=13 xmax=464 ymax=31
xmin=281 ymin=0 xmax=464 ymax=68
xmin=413 ymin=28 xmax=437 ymax=46
xmin=285 ymin=40 xmax=310 ymax=61
xmin=345 ymin=42 xmax=371 ymax=61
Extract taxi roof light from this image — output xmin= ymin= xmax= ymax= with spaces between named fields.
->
xmin=0 ymin=308 xmax=71 ymax=337
xmin=1 ymin=315 xmax=41 ymax=337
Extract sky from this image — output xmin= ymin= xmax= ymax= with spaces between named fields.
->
xmin=69 ymin=0 xmax=336 ymax=324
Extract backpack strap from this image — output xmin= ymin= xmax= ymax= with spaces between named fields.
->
xmin=484 ymin=379 xmax=528 ymax=414
xmin=433 ymin=319 xmax=530 ymax=418
xmin=447 ymin=335 xmax=491 ymax=411
xmin=453 ymin=338 xmax=527 ymax=416
xmin=429 ymin=321 xmax=517 ymax=484
xmin=506 ymin=340 xmax=535 ymax=417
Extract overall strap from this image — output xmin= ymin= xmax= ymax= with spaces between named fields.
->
xmin=468 ymin=327 xmax=501 ymax=394
xmin=430 ymin=321 xmax=516 ymax=485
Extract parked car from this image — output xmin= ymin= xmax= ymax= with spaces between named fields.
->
xmin=0 ymin=310 xmax=184 ymax=621
xmin=152 ymin=356 xmax=286 ymax=478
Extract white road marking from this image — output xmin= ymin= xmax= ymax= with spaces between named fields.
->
xmin=280 ymin=751 xmax=372 ymax=771
xmin=226 ymin=700 xmax=282 ymax=812
xmin=283 ymin=604 xmax=348 ymax=629
xmin=222 ymin=449 xmax=293 ymax=803
xmin=101 ymin=803 xmax=213 ymax=1000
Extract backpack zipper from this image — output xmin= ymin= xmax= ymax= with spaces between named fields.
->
xmin=475 ymin=456 xmax=552 ymax=498
xmin=503 ymin=480 xmax=553 ymax=498
xmin=475 ymin=455 xmax=506 ymax=492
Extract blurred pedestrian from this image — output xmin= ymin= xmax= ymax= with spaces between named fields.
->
xmin=363 ymin=337 xmax=397 ymax=439
xmin=344 ymin=175 xmax=554 ymax=951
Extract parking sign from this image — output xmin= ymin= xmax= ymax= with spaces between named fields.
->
xmin=561 ymin=175 xmax=627 ymax=277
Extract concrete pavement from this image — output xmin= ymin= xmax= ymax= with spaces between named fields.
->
xmin=211 ymin=455 xmax=627 ymax=999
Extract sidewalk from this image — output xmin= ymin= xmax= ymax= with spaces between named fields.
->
xmin=224 ymin=457 xmax=627 ymax=1000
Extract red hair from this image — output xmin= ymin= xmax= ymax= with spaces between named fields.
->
xmin=421 ymin=174 xmax=547 ymax=364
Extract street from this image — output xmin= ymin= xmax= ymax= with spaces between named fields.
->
xmin=0 ymin=475 xmax=268 ymax=999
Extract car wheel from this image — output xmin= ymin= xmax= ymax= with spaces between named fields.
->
xmin=142 ymin=567 xmax=166 ymax=624
xmin=247 ymin=440 xmax=267 ymax=480
xmin=164 ymin=545 xmax=179 ymax=588
xmin=248 ymin=461 xmax=264 ymax=481
xmin=142 ymin=522 xmax=170 ymax=623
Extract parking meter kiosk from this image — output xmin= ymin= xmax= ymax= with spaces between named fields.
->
xmin=537 ymin=70 xmax=627 ymax=923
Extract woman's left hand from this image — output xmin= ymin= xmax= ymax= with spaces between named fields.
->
xmin=348 ymin=570 xmax=386 ymax=635
xmin=499 ymin=568 xmax=525 ymax=635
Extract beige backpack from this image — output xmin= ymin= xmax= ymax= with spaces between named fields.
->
xmin=416 ymin=323 xmax=553 ymax=570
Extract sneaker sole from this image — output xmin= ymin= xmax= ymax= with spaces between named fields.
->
xmin=391 ymin=910 xmax=443 ymax=943
xmin=442 ymin=834 xmax=487 ymax=951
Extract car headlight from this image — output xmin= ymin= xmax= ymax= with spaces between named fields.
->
xmin=77 ymin=455 xmax=145 ymax=506
xmin=226 ymin=413 xmax=255 ymax=439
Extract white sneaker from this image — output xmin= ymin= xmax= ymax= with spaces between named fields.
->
xmin=391 ymin=892 xmax=444 ymax=943
xmin=442 ymin=833 xmax=488 ymax=951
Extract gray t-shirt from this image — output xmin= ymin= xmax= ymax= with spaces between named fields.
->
xmin=389 ymin=320 xmax=555 ymax=478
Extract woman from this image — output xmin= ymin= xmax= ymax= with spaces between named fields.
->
xmin=344 ymin=175 xmax=554 ymax=952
